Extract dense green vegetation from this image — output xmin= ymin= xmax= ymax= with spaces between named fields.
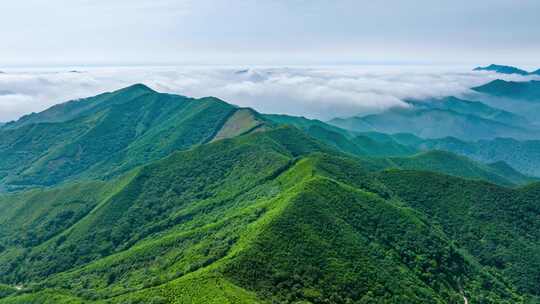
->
xmin=0 ymin=84 xmax=267 ymax=191
xmin=0 ymin=181 xmax=110 ymax=249
xmin=265 ymin=114 xmax=416 ymax=157
xmin=283 ymin=107 xmax=540 ymax=178
xmin=0 ymin=85 xmax=538 ymax=303
xmin=0 ymin=128 xmax=531 ymax=303
xmin=388 ymin=150 xmax=532 ymax=186
xmin=378 ymin=171 xmax=540 ymax=303
xmin=377 ymin=133 xmax=540 ymax=177
xmin=265 ymin=114 xmax=535 ymax=185
xmin=418 ymin=137 xmax=540 ymax=177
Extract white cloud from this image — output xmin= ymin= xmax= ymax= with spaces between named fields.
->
xmin=0 ymin=65 xmax=538 ymax=122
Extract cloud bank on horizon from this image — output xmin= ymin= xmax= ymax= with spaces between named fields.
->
xmin=0 ymin=66 xmax=538 ymax=122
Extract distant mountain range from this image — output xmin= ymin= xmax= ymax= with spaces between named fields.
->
xmin=328 ymin=96 xmax=539 ymax=141
xmin=405 ymin=136 xmax=540 ymax=177
xmin=472 ymin=79 xmax=540 ymax=101
xmin=266 ymin=114 xmax=539 ymax=182
xmin=324 ymin=78 xmax=540 ymax=177
xmin=473 ymin=64 xmax=540 ymax=76
xmin=406 ymin=96 xmax=529 ymax=126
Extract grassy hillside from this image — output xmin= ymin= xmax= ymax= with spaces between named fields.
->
xmin=212 ymin=108 xmax=268 ymax=142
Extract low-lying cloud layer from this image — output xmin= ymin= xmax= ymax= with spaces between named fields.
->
xmin=0 ymin=66 xmax=538 ymax=122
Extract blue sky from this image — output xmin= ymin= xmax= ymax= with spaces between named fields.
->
xmin=1 ymin=0 xmax=539 ymax=66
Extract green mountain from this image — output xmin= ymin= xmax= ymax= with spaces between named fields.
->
xmin=378 ymin=171 xmax=540 ymax=303
xmin=388 ymin=150 xmax=532 ymax=186
xmin=266 ymin=114 xmax=534 ymax=186
xmin=472 ymin=64 xmax=540 ymax=76
xmin=328 ymin=93 xmax=540 ymax=141
xmin=2 ymin=84 xmax=157 ymax=129
xmin=0 ymin=127 xmax=535 ymax=303
xmin=356 ymin=132 xmax=540 ymax=178
xmin=472 ymin=80 xmax=540 ymax=101
xmin=405 ymin=136 xmax=540 ymax=177
xmin=0 ymin=84 xmax=267 ymax=191
xmin=473 ymin=64 xmax=530 ymax=75
xmin=328 ymin=106 xmax=536 ymax=141
xmin=405 ymin=96 xmax=529 ymax=127
xmin=264 ymin=114 xmax=415 ymax=157
xmin=0 ymin=86 xmax=538 ymax=303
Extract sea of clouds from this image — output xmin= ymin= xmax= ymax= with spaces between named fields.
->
xmin=0 ymin=65 xmax=538 ymax=122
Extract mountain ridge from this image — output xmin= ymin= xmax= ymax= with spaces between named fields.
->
xmin=2 ymin=83 xmax=157 ymax=130
xmin=0 ymin=84 xmax=539 ymax=303
xmin=404 ymin=96 xmax=529 ymax=127
xmin=328 ymin=106 xmax=538 ymax=141
xmin=0 ymin=85 xmax=273 ymax=191
xmin=473 ymin=64 xmax=539 ymax=76
xmin=0 ymin=127 xmax=534 ymax=303
xmin=473 ymin=64 xmax=530 ymax=75
xmin=265 ymin=113 xmax=537 ymax=184
xmin=472 ymin=79 xmax=540 ymax=101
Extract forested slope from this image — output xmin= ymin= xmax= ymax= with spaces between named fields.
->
xmin=0 ymin=86 xmax=538 ymax=303
xmin=0 ymin=127 xmax=536 ymax=303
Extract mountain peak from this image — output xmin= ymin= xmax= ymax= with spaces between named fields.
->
xmin=118 ymin=83 xmax=156 ymax=93
xmin=473 ymin=64 xmax=529 ymax=75
xmin=2 ymin=83 xmax=159 ymax=131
